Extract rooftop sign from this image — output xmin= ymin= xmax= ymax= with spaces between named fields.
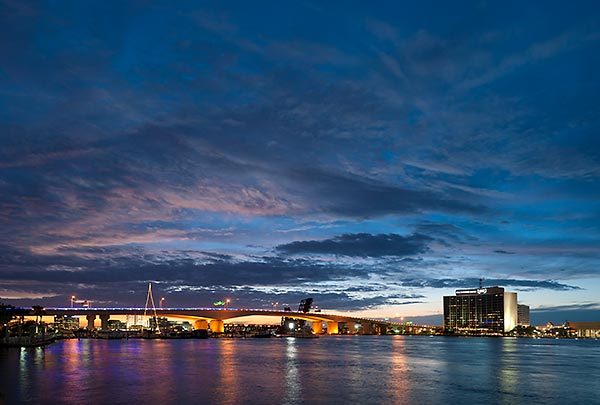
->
xmin=456 ymin=288 xmax=488 ymax=295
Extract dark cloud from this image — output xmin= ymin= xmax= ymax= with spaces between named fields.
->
xmin=533 ymin=303 xmax=600 ymax=312
xmin=0 ymin=245 xmax=581 ymax=312
xmin=494 ymin=250 xmax=515 ymax=254
xmin=277 ymin=233 xmax=432 ymax=257
xmin=0 ymin=245 xmax=372 ymax=289
xmin=0 ymin=244 xmax=432 ymax=310
xmin=531 ymin=303 xmax=600 ymax=325
xmin=413 ymin=221 xmax=477 ymax=246
xmin=399 ymin=278 xmax=580 ymax=291
xmin=1 ymin=285 xmax=423 ymax=312
xmin=282 ymin=168 xmax=487 ymax=218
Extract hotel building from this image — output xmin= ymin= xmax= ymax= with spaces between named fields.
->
xmin=443 ymin=286 xmax=518 ymax=333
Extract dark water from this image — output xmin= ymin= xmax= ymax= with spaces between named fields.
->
xmin=1 ymin=336 xmax=599 ymax=404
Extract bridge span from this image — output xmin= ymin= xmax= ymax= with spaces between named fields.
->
xmin=43 ymin=307 xmax=393 ymax=334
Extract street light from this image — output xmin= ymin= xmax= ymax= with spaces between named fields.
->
xmin=160 ymin=297 xmax=165 ymax=309
xmin=71 ymin=296 xmax=76 ymax=308
xmin=225 ymin=299 xmax=231 ymax=308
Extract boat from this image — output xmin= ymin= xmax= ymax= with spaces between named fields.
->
xmin=192 ymin=329 xmax=209 ymax=339
xmin=252 ymin=332 xmax=273 ymax=338
xmin=140 ymin=330 xmax=161 ymax=339
xmin=1 ymin=334 xmax=55 ymax=348
xmin=277 ymin=331 xmax=319 ymax=339
xmin=96 ymin=330 xmax=128 ymax=339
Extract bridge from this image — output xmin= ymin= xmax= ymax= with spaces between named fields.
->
xmin=42 ymin=307 xmax=394 ymax=334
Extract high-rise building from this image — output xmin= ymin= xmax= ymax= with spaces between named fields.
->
xmin=517 ymin=304 xmax=530 ymax=326
xmin=443 ymin=286 xmax=517 ymax=333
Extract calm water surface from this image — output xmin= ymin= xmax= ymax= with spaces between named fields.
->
xmin=1 ymin=336 xmax=599 ymax=404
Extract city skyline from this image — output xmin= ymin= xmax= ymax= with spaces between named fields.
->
xmin=1 ymin=1 xmax=600 ymax=325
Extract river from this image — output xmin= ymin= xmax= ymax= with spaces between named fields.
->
xmin=1 ymin=336 xmax=599 ymax=404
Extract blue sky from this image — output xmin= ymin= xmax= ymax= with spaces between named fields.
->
xmin=1 ymin=1 xmax=599 ymax=323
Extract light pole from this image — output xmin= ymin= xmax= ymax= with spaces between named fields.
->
xmin=160 ymin=297 xmax=165 ymax=309
xmin=71 ymin=296 xmax=76 ymax=308
xmin=225 ymin=299 xmax=231 ymax=308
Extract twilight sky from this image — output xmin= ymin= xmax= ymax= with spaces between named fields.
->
xmin=1 ymin=1 xmax=599 ymax=324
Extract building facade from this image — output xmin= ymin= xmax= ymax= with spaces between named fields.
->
xmin=444 ymin=287 xmax=518 ymax=333
xmin=53 ymin=315 xmax=80 ymax=331
xmin=107 ymin=319 xmax=127 ymax=330
xmin=566 ymin=322 xmax=600 ymax=338
xmin=517 ymin=304 xmax=530 ymax=326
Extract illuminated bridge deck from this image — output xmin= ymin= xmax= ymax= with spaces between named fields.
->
xmin=41 ymin=307 xmax=396 ymax=334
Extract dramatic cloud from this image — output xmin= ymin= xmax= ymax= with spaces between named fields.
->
xmin=1 ymin=2 xmax=599 ymax=313
xmin=0 ymin=243 xmax=585 ymax=312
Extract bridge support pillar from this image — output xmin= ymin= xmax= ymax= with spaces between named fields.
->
xmin=194 ymin=320 xmax=209 ymax=330
xmin=86 ymin=314 xmax=96 ymax=330
xmin=361 ymin=323 xmax=374 ymax=335
xmin=209 ymin=320 xmax=224 ymax=333
xmin=376 ymin=324 xmax=387 ymax=335
xmin=326 ymin=321 xmax=339 ymax=335
xmin=99 ymin=314 xmax=110 ymax=330
xmin=311 ymin=321 xmax=323 ymax=334
xmin=346 ymin=322 xmax=358 ymax=334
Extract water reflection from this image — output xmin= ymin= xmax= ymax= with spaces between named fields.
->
xmin=62 ymin=340 xmax=85 ymax=402
xmin=218 ymin=339 xmax=240 ymax=405
xmin=283 ymin=338 xmax=300 ymax=404
xmin=498 ymin=338 xmax=519 ymax=404
xmin=2 ymin=337 xmax=599 ymax=404
xmin=147 ymin=341 xmax=175 ymax=404
xmin=389 ymin=336 xmax=411 ymax=400
xmin=18 ymin=348 xmax=29 ymax=400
